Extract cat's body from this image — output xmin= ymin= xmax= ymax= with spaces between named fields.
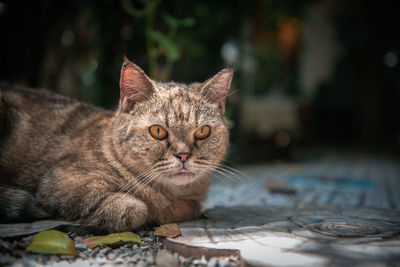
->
xmin=0 ymin=59 xmax=232 ymax=231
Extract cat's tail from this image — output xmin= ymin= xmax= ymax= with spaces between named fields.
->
xmin=0 ymin=187 xmax=50 ymax=223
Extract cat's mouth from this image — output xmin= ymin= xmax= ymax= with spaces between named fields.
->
xmin=171 ymin=167 xmax=195 ymax=185
xmin=176 ymin=167 xmax=193 ymax=175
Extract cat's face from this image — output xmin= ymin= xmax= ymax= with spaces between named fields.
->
xmin=113 ymin=59 xmax=232 ymax=186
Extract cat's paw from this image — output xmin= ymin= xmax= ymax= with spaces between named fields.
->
xmin=82 ymin=193 xmax=148 ymax=232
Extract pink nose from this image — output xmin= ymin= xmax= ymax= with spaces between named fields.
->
xmin=175 ymin=152 xmax=191 ymax=162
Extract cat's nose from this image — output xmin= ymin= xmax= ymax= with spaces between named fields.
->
xmin=175 ymin=152 xmax=191 ymax=163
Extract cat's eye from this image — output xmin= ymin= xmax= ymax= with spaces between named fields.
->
xmin=194 ymin=126 xmax=211 ymax=140
xmin=149 ymin=125 xmax=168 ymax=140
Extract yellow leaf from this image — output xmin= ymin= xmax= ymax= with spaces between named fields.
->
xmin=26 ymin=230 xmax=77 ymax=256
xmin=81 ymin=232 xmax=141 ymax=249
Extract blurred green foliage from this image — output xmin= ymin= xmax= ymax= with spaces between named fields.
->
xmin=122 ymin=0 xmax=196 ymax=79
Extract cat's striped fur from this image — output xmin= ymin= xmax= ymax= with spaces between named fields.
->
xmin=0 ymin=58 xmax=232 ymax=231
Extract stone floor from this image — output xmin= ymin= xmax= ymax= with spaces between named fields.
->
xmin=165 ymin=153 xmax=400 ymax=266
xmin=1 ymin=152 xmax=400 ymax=266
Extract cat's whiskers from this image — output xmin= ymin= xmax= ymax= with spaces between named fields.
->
xmin=216 ymin=164 xmax=252 ymax=181
xmin=200 ymin=157 xmax=253 ymax=181
xmin=214 ymin=166 xmax=247 ymax=182
xmin=193 ymin=159 xmax=251 ymax=183
xmin=114 ymin=167 xmax=154 ymax=194
xmin=122 ymin=157 xmax=172 ymax=197
xmin=129 ymin=170 xmax=161 ymax=197
xmin=105 ymin=167 xmax=156 ymax=205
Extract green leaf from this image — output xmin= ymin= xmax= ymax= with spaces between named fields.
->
xmin=148 ymin=31 xmax=181 ymax=61
xmin=177 ymin=17 xmax=196 ymax=27
xmin=26 ymin=230 xmax=77 ymax=256
xmin=81 ymin=232 xmax=141 ymax=249
xmin=154 ymin=223 xmax=181 ymax=238
xmin=163 ymin=13 xmax=196 ymax=28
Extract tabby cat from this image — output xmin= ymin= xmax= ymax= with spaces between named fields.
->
xmin=0 ymin=58 xmax=233 ymax=232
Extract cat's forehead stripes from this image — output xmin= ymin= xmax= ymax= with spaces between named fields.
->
xmin=149 ymin=85 xmax=218 ymax=127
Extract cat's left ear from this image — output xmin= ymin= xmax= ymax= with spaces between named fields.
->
xmin=199 ymin=68 xmax=233 ymax=114
xmin=119 ymin=57 xmax=154 ymax=112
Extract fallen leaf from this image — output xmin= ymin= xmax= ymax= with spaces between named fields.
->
xmin=26 ymin=230 xmax=77 ymax=256
xmin=81 ymin=232 xmax=141 ymax=249
xmin=265 ymin=179 xmax=296 ymax=194
xmin=154 ymin=223 xmax=181 ymax=238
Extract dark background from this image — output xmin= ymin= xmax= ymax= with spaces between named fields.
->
xmin=0 ymin=0 xmax=399 ymax=163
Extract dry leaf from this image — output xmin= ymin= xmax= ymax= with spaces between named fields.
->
xmin=154 ymin=223 xmax=181 ymax=238
xmin=81 ymin=232 xmax=141 ymax=249
xmin=265 ymin=179 xmax=296 ymax=194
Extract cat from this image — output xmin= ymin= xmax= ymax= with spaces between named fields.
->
xmin=0 ymin=58 xmax=233 ymax=232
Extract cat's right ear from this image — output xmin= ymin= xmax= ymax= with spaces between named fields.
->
xmin=119 ymin=57 xmax=154 ymax=112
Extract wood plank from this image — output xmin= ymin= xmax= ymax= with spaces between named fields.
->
xmin=163 ymin=206 xmax=400 ymax=266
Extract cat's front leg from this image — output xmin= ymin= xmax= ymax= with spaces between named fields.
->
xmin=38 ymin=172 xmax=149 ymax=232
xmin=156 ymin=199 xmax=201 ymax=225
xmin=79 ymin=192 xmax=149 ymax=232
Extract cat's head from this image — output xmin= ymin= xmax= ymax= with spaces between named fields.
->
xmin=112 ymin=58 xmax=232 ymax=186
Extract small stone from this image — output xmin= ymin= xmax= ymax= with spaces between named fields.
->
xmin=107 ymin=253 xmax=115 ymax=260
xmin=135 ymin=261 xmax=147 ymax=267
xmin=74 ymin=237 xmax=84 ymax=243
xmin=95 ymin=257 xmax=107 ymax=265
xmin=146 ymin=255 xmax=155 ymax=265
xmin=12 ymin=241 xmax=19 ymax=248
xmin=60 ymin=255 xmax=75 ymax=261
xmin=90 ymin=247 xmax=101 ymax=255
xmin=182 ymin=257 xmax=194 ymax=267
xmin=78 ymin=252 xmax=88 ymax=258
xmin=193 ymin=255 xmax=207 ymax=266
xmin=126 ymin=256 xmax=138 ymax=264
xmin=156 ymin=250 xmax=179 ymax=267
xmin=21 ymin=258 xmax=36 ymax=267
xmin=98 ymin=247 xmax=111 ymax=255
xmin=67 ymin=232 xmax=77 ymax=239
xmin=114 ymin=257 xmax=125 ymax=264
xmin=207 ymin=257 xmax=219 ymax=267
xmin=74 ymin=243 xmax=88 ymax=251
xmin=49 ymin=255 xmax=59 ymax=262
xmin=0 ymin=254 xmax=16 ymax=265
xmin=220 ymin=262 xmax=230 ymax=267
xmin=10 ymin=261 xmax=24 ymax=267
xmin=138 ymin=255 xmax=147 ymax=261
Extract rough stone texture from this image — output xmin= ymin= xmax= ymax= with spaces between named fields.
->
xmin=164 ymin=206 xmax=400 ymax=266
xmin=205 ymin=155 xmax=400 ymax=210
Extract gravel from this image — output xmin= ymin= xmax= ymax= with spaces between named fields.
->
xmin=0 ymin=228 xmax=240 ymax=267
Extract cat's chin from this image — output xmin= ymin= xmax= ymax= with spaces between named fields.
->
xmin=170 ymin=171 xmax=195 ymax=185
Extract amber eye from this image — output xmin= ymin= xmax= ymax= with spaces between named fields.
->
xmin=149 ymin=125 xmax=168 ymax=140
xmin=194 ymin=126 xmax=211 ymax=140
